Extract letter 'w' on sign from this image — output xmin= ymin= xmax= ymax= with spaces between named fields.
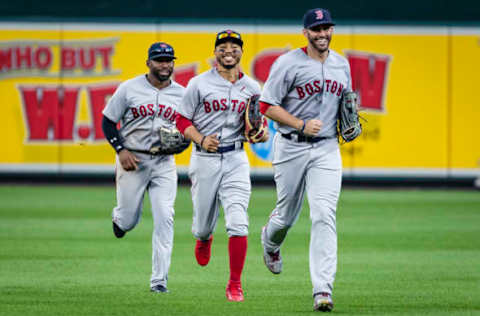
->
xmin=345 ymin=51 xmax=392 ymax=112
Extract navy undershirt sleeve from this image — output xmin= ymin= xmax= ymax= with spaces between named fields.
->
xmin=102 ymin=115 xmax=125 ymax=153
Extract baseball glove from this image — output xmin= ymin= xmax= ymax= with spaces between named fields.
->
xmin=338 ymin=91 xmax=362 ymax=143
xmin=244 ymin=94 xmax=268 ymax=143
xmin=150 ymin=127 xmax=190 ymax=155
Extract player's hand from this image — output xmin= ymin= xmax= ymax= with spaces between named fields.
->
xmin=202 ymin=133 xmax=220 ymax=152
xmin=303 ymin=119 xmax=323 ymax=136
xmin=118 ymin=149 xmax=139 ymax=171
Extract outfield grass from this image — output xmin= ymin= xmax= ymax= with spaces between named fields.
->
xmin=0 ymin=185 xmax=479 ymax=315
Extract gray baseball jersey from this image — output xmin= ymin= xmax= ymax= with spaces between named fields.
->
xmin=103 ymin=74 xmax=184 ymax=151
xmin=103 ymin=75 xmax=184 ymax=289
xmin=261 ymin=48 xmax=350 ymax=296
xmin=178 ymin=68 xmax=260 ymax=239
xmin=178 ymin=68 xmax=261 ymax=145
xmin=261 ymin=48 xmax=351 ymax=137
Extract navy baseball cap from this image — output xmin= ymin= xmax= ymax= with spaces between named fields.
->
xmin=148 ymin=42 xmax=176 ymax=60
xmin=303 ymin=8 xmax=335 ymax=29
xmin=215 ymin=29 xmax=243 ymax=48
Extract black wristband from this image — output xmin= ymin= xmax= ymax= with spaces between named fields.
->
xmin=200 ymin=136 xmax=206 ymax=148
xmin=300 ymin=120 xmax=306 ymax=133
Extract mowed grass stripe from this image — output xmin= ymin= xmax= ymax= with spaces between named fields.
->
xmin=0 ymin=185 xmax=479 ymax=315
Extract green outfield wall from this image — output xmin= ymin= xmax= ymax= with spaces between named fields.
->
xmin=1 ymin=0 xmax=480 ymax=24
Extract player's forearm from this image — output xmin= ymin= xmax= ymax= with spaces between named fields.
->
xmin=265 ymin=105 xmax=304 ymax=131
xmin=183 ymin=125 xmax=204 ymax=145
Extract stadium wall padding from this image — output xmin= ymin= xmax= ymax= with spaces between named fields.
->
xmin=1 ymin=22 xmax=479 ymax=182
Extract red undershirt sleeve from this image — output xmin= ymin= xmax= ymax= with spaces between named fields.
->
xmin=259 ymin=101 xmax=273 ymax=115
xmin=176 ymin=114 xmax=193 ymax=135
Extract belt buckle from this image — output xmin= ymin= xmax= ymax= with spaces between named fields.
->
xmin=291 ymin=133 xmax=299 ymax=142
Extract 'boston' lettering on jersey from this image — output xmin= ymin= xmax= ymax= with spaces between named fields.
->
xmin=203 ymin=99 xmax=247 ymax=114
xmin=295 ymin=79 xmax=344 ymax=100
xmin=130 ymin=103 xmax=178 ymax=122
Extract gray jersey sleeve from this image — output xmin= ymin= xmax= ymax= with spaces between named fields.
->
xmin=178 ymin=77 xmax=200 ymax=120
xmin=346 ymin=61 xmax=352 ymax=92
xmin=102 ymin=81 xmax=128 ymax=123
xmin=260 ymin=55 xmax=294 ymax=106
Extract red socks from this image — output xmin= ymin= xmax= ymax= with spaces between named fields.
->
xmin=228 ymin=236 xmax=248 ymax=282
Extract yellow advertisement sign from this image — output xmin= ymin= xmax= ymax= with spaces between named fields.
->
xmin=1 ymin=24 xmax=479 ymax=177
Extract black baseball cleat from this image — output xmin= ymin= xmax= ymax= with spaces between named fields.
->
xmin=112 ymin=222 xmax=126 ymax=238
xmin=150 ymin=284 xmax=169 ymax=293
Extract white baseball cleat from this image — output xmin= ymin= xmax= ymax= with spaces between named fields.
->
xmin=313 ymin=292 xmax=334 ymax=312
xmin=261 ymin=226 xmax=282 ymax=274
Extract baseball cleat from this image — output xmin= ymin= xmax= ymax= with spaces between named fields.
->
xmin=313 ymin=292 xmax=334 ymax=312
xmin=150 ymin=284 xmax=169 ymax=293
xmin=261 ymin=226 xmax=282 ymax=274
xmin=195 ymin=236 xmax=213 ymax=266
xmin=225 ymin=280 xmax=244 ymax=302
xmin=112 ymin=222 xmax=126 ymax=238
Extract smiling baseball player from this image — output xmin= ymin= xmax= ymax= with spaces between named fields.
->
xmin=259 ymin=9 xmax=352 ymax=312
xmin=102 ymin=42 xmax=186 ymax=294
xmin=176 ymin=30 xmax=268 ymax=302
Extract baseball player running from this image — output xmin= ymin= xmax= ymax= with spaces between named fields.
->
xmin=176 ymin=30 xmax=268 ymax=302
xmin=259 ymin=9 xmax=351 ymax=312
xmin=102 ymin=42 xmax=185 ymax=294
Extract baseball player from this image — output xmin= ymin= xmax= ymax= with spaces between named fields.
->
xmin=102 ymin=42 xmax=185 ymax=293
xmin=259 ymin=9 xmax=350 ymax=312
xmin=176 ymin=30 xmax=268 ymax=302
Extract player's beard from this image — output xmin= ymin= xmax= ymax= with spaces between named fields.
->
xmin=153 ymin=68 xmax=173 ymax=82
xmin=216 ymin=55 xmax=240 ymax=70
xmin=307 ymin=32 xmax=331 ymax=54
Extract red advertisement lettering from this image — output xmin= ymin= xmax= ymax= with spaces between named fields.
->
xmin=0 ymin=48 xmax=12 ymax=71
xmin=21 ymin=86 xmax=79 ymax=140
xmin=87 ymin=84 xmax=118 ymax=139
xmin=61 ymin=47 xmax=76 ymax=70
xmin=15 ymin=46 xmax=32 ymax=69
xmin=96 ymin=46 xmax=113 ymax=69
xmin=173 ymin=64 xmax=197 ymax=87
xmin=79 ymin=48 xmax=95 ymax=70
xmin=346 ymin=51 xmax=391 ymax=111
xmin=251 ymin=48 xmax=288 ymax=84
xmin=34 ymin=47 xmax=52 ymax=70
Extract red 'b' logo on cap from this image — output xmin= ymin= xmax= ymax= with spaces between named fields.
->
xmin=315 ymin=10 xmax=323 ymax=20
